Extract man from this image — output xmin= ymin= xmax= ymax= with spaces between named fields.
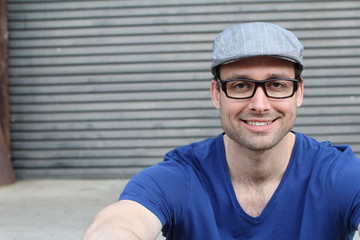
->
xmin=83 ymin=22 xmax=360 ymax=239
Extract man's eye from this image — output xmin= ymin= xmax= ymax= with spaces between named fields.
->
xmin=234 ymin=83 xmax=247 ymax=88
xmin=230 ymin=81 xmax=251 ymax=89
xmin=269 ymin=81 xmax=286 ymax=88
xmin=271 ymin=82 xmax=283 ymax=87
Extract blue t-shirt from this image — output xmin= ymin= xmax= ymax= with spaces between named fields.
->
xmin=120 ymin=132 xmax=360 ymax=239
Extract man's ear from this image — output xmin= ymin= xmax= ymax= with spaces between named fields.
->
xmin=210 ymin=79 xmax=221 ymax=110
xmin=296 ymin=78 xmax=304 ymax=107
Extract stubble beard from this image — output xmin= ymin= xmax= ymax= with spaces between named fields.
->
xmin=222 ymin=114 xmax=296 ymax=152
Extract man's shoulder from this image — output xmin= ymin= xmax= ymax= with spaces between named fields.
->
xmin=295 ymin=132 xmax=356 ymax=160
xmin=292 ymin=132 xmax=360 ymax=184
xmin=295 ymin=132 xmax=360 ymax=187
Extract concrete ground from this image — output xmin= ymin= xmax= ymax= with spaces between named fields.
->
xmin=0 ymin=179 xmax=359 ymax=240
xmin=0 ymin=179 xmax=165 ymax=240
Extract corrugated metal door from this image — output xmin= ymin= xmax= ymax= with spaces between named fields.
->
xmin=7 ymin=0 xmax=360 ymax=179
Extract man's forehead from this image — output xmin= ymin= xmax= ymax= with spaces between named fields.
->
xmin=223 ymin=72 xmax=294 ymax=79
xmin=219 ymin=57 xmax=296 ymax=79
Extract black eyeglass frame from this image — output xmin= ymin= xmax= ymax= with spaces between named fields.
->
xmin=217 ymin=78 xmax=300 ymax=100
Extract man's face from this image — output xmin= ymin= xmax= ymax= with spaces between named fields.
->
xmin=211 ymin=56 xmax=304 ymax=151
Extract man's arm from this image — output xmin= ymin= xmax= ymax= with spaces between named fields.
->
xmin=82 ymin=200 xmax=162 ymax=240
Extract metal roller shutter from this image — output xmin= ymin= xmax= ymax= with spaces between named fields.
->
xmin=7 ymin=0 xmax=360 ymax=179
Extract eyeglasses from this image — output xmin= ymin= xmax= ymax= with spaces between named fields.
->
xmin=218 ymin=78 xmax=299 ymax=100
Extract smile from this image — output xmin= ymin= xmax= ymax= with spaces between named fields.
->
xmin=246 ymin=121 xmax=272 ymax=126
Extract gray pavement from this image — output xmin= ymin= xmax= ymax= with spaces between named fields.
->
xmin=0 ymin=179 xmax=128 ymax=240
xmin=0 ymin=180 xmax=359 ymax=240
xmin=0 ymin=179 xmax=165 ymax=240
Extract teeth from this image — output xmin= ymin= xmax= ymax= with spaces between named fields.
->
xmin=247 ymin=121 xmax=271 ymax=126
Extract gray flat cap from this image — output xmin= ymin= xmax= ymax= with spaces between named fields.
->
xmin=211 ymin=22 xmax=304 ymax=77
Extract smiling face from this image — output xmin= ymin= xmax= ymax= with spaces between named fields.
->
xmin=211 ymin=56 xmax=304 ymax=151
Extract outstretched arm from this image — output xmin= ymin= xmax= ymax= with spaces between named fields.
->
xmin=82 ymin=200 xmax=162 ymax=240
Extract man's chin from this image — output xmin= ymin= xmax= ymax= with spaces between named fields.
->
xmin=226 ymin=132 xmax=278 ymax=152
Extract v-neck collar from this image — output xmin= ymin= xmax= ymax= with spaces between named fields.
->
xmin=218 ymin=132 xmax=299 ymax=223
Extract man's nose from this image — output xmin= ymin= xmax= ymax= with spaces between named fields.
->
xmin=247 ymin=86 xmax=271 ymax=112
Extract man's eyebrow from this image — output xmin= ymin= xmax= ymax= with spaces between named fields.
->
xmin=266 ymin=73 xmax=294 ymax=79
xmin=224 ymin=74 xmax=249 ymax=79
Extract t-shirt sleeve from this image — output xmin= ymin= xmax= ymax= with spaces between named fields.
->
xmin=119 ymin=159 xmax=191 ymax=228
xmin=347 ymin=169 xmax=360 ymax=229
xmin=330 ymin=152 xmax=360 ymax=231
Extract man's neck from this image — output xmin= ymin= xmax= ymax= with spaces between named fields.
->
xmin=224 ymin=132 xmax=296 ymax=184
xmin=224 ymin=132 xmax=296 ymax=217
